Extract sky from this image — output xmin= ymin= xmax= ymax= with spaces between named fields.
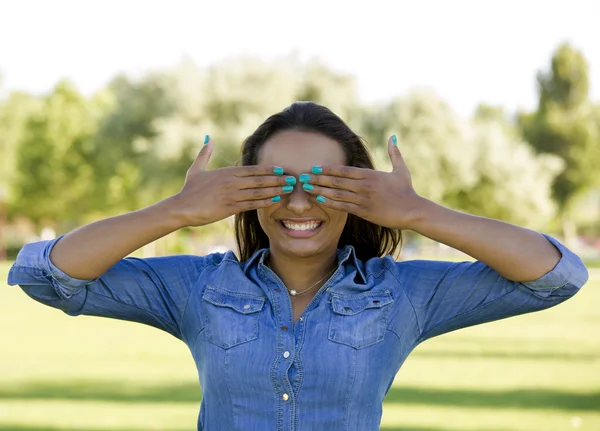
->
xmin=1 ymin=0 xmax=599 ymax=117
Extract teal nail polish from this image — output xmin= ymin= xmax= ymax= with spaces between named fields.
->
xmin=282 ymin=185 xmax=294 ymax=193
xmin=285 ymin=176 xmax=296 ymax=185
xmin=391 ymin=135 xmax=397 ymax=146
xmin=273 ymin=167 xmax=284 ymax=176
xmin=302 ymin=183 xmax=314 ymax=191
xmin=204 ymin=135 xmax=210 ymax=145
xmin=272 ymin=195 xmax=281 ymax=203
xmin=311 ymin=166 xmax=323 ymax=174
xmin=316 ymin=195 xmax=326 ymax=203
xmin=299 ymin=174 xmax=311 ymax=183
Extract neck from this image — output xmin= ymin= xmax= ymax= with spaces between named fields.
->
xmin=267 ymin=248 xmax=338 ymax=294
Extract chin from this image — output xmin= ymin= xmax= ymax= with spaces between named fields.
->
xmin=277 ymin=241 xmax=328 ymax=258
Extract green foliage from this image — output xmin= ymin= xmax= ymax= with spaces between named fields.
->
xmin=9 ymin=80 xmax=98 ymax=227
xmin=367 ymin=91 xmax=561 ymax=229
xmin=1 ymin=44 xmax=598 ymax=239
xmin=520 ymin=43 xmax=600 ymax=214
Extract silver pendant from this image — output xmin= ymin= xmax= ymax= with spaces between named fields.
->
xmin=290 ymin=290 xmax=297 ymax=296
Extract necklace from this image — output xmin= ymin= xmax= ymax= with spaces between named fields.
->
xmin=266 ymin=260 xmax=337 ymax=296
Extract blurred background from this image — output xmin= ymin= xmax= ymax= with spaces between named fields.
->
xmin=1 ymin=0 xmax=599 ymax=430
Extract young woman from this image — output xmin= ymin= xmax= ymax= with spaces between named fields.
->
xmin=8 ymin=102 xmax=589 ymax=431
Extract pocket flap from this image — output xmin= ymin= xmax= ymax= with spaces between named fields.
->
xmin=203 ymin=286 xmax=265 ymax=314
xmin=331 ymin=291 xmax=393 ymax=316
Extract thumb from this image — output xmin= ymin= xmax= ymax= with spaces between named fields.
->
xmin=387 ymin=134 xmax=406 ymax=172
xmin=190 ymin=135 xmax=213 ymax=172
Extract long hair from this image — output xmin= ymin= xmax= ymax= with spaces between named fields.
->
xmin=234 ymin=101 xmax=402 ymax=262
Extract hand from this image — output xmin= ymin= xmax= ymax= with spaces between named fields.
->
xmin=300 ymin=136 xmax=424 ymax=230
xmin=173 ymin=137 xmax=293 ymax=227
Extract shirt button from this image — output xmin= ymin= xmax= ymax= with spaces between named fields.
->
xmin=282 ymin=393 xmax=289 ymax=401
xmin=280 ymin=326 xmax=288 ymax=331
xmin=283 ymin=351 xmax=290 ymax=358
xmin=243 ymin=304 xmax=250 ymax=310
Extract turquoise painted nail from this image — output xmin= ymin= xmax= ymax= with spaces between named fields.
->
xmin=302 ymin=183 xmax=314 ymax=191
xmin=282 ymin=185 xmax=294 ymax=193
xmin=299 ymin=174 xmax=311 ymax=183
xmin=272 ymin=195 xmax=281 ymax=203
xmin=273 ymin=167 xmax=284 ymax=176
xmin=312 ymin=166 xmax=323 ymax=174
xmin=391 ymin=135 xmax=397 ymax=146
xmin=285 ymin=176 xmax=297 ymax=185
xmin=204 ymin=135 xmax=210 ymax=145
xmin=316 ymin=195 xmax=326 ymax=203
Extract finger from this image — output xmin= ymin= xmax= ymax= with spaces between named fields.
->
xmin=236 ymin=185 xmax=295 ymax=201
xmin=387 ymin=134 xmax=408 ymax=172
xmin=309 ymin=194 xmax=364 ymax=215
xmin=310 ymin=165 xmax=368 ymax=179
xmin=233 ymin=165 xmax=288 ymax=178
xmin=189 ymin=135 xmax=213 ymax=172
xmin=236 ymin=174 xmax=292 ymax=190
xmin=303 ymin=173 xmax=362 ymax=192
xmin=233 ymin=196 xmax=282 ymax=212
xmin=301 ymin=183 xmax=362 ymax=205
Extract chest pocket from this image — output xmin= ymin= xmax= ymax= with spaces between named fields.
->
xmin=328 ymin=290 xmax=394 ymax=349
xmin=201 ymin=285 xmax=266 ymax=349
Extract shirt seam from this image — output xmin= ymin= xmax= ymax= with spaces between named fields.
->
xmin=180 ymin=260 xmax=215 ymax=341
xmin=382 ymin=260 xmax=423 ymax=338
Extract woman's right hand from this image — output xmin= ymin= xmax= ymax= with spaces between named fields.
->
xmin=172 ymin=137 xmax=293 ymax=227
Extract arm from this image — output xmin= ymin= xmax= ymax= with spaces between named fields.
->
xmin=50 ymin=195 xmax=186 ymax=279
xmin=6 ymin=140 xmax=290 ymax=339
xmin=405 ymin=196 xmax=562 ymax=282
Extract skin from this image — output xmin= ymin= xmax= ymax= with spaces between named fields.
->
xmin=51 ymin=131 xmax=562 ymax=302
xmin=256 ymin=131 xmax=347 ymax=296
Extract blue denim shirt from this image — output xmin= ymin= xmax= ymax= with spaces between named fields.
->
xmin=7 ymin=234 xmax=589 ymax=431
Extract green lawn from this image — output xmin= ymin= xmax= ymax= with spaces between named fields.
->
xmin=1 ymin=261 xmax=599 ymax=431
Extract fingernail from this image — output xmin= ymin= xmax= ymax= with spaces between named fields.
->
xmin=282 ymin=185 xmax=294 ymax=193
xmin=273 ymin=167 xmax=284 ymax=175
xmin=204 ymin=135 xmax=210 ymax=145
xmin=299 ymin=174 xmax=311 ymax=183
xmin=272 ymin=195 xmax=281 ymax=203
xmin=285 ymin=176 xmax=297 ymax=185
xmin=302 ymin=183 xmax=314 ymax=191
xmin=391 ymin=135 xmax=397 ymax=146
xmin=311 ymin=166 xmax=323 ymax=174
xmin=316 ymin=195 xmax=326 ymax=203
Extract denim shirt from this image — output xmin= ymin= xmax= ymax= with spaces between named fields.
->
xmin=7 ymin=234 xmax=589 ymax=431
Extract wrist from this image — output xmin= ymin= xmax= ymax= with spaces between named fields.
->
xmin=402 ymin=195 xmax=436 ymax=232
xmin=155 ymin=194 xmax=194 ymax=230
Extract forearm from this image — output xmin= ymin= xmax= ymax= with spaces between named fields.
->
xmin=50 ymin=195 xmax=187 ymax=279
xmin=406 ymin=197 xmax=562 ymax=282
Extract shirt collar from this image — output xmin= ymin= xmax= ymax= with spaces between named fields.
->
xmin=242 ymin=245 xmax=367 ymax=284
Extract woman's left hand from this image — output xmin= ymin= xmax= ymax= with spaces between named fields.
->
xmin=302 ymin=136 xmax=424 ymax=230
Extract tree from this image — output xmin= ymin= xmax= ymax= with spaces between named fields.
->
xmin=519 ymin=43 xmax=600 ymax=244
xmin=0 ymin=83 xmax=40 ymax=257
xmin=9 ymin=80 xmax=97 ymax=228
xmin=364 ymin=91 xmax=561 ymax=230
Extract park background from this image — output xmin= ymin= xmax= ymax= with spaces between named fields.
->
xmin=1 ymin=0 xmax=599 ymax=430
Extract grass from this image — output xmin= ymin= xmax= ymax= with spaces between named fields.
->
xmin=1 ymin=261 xmax=599 ymax=431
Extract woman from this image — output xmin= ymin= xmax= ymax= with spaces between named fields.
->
xmin=8 ymin=102 xmax=589 ymax=431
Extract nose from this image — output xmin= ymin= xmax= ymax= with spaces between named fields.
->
xmin=286 ymin=185 xmax=312 ymax=214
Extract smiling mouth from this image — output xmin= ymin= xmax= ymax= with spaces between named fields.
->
xmin=279 ymin=220 xmax=323 ymax=231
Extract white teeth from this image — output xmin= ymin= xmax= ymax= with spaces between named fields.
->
xmin=282 ymin=221 xmax=322 ymax=231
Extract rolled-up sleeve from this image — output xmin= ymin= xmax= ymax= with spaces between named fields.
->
xmin=391 ymin=234 xmax=589 ymax=344
xmin=7 ymin=236 xmax=209 ymax=340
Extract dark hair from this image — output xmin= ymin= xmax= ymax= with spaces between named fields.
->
xmin=234 ymin=101 xmax=402 ymax=262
